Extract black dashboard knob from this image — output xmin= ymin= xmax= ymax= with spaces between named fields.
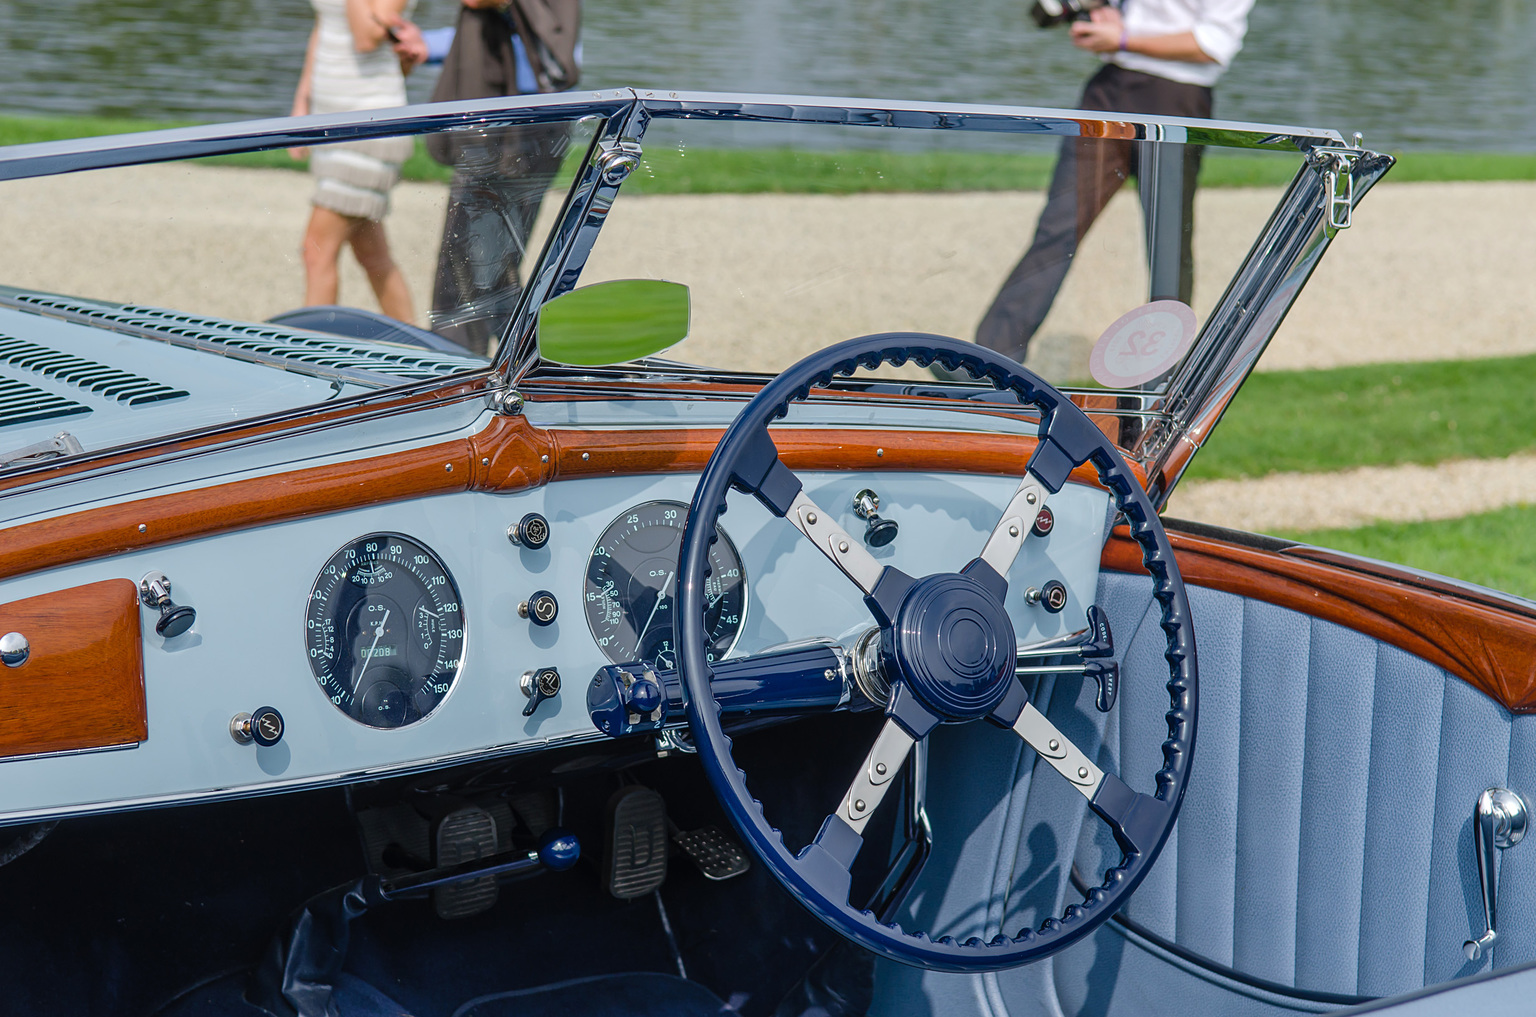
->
xmin=1026 ymin=580 xmax=1069 ymax=613
xmin=508 ymin=512 xmax=551 ymax=550
xmin=231 ymin=706 xmax=284 ymax=746
xmin=155 ymin=603 xmax=197 ymax=638
xmin=140 ymin=570 xmax=196 ymax=638
xmin=519 ymin=590 xmax=559 ymax=626
xmin=521 ymin=667 xmax=561 ymax=716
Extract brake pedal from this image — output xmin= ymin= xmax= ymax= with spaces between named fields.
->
xmin=672 ymin=823 xmax=751 ymax=881
xmin=605 ymin=785 xmax=669 ymax=899
xmin=434 ymin=805 xmax=499 ymax=919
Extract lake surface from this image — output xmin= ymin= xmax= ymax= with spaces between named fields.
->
xmin=0 ymin=0 xmax=1532 ymax=151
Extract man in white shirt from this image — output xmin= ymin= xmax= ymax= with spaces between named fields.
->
xmin=972 ymin=0 xmax=1254 ymax=366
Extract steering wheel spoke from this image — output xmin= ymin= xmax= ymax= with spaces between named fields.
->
xmin=1009 ymin=699 xmax=1104 ymax=798
xmin=975 ymin=474 xmax=1050 ymax=581
xmin=785 ymin=488 xmax=887 ymax=596
xmin=836 ymin=716 xmax=918 ymax=835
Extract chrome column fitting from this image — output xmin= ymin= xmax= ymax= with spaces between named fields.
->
xmin=851 ymin=489 xmax=899 ymax=547
xmin=520 ymin=667 xmax=561 ymax=717
xmin=230 ymin=706 xmax=285 ymax=747
xmin=1465 ymin=787 xmax=1529 ymax=961
xmin=139 ymin=571 xmax=197 ymax=638
xmin=507 ymin=512 xmax=551 ymax=550
xmin=0 ymin=631 xmax=29 ymax=668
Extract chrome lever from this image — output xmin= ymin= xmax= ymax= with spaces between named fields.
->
xmin=1464 ymin=787 xmax=1529 ymax=961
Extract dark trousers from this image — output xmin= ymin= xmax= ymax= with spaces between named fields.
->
xmin=430 ymin=122 xmax=571 ymax=356
xmin=974 ymin=64 xmax=1213 ymax=362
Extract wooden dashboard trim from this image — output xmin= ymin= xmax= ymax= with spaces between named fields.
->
xmin=0 ymin=579 xmax=146 ymax=758
xmin=0 ymin=415 xmax=1136 ymax=587
xmin=1102 ymin=525 xmax=1536 ymax=714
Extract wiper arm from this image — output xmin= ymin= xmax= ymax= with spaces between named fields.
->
xmin=0 ymin=431 xmax=83 ymax=468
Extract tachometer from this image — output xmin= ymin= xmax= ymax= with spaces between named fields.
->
xmin=305 ymin=533 xmax=466 ymax=729
xmin=584 ymin=501 xmax=747 ymax=667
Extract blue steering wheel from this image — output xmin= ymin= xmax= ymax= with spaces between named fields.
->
xmin=677 ymin=334 xmax=1196 ymax=971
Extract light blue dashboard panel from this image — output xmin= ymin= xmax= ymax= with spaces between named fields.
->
xmin=0 ymin=467 xmax=1109 ymax=824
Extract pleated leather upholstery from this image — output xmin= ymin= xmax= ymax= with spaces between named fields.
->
xmin=1078 ymin=572 xmax=1532 ymax=999
xmin=881 ymin=572 xmax=1535 ymax=1015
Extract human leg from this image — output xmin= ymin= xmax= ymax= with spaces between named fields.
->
xmin=301 ymin=206 xmax=354 ymax=308
xmin=348 ymin=218 xmax=416 ymax=325
xmin=431 ymin=123 xmax=571 ymax=355
xmin=974 ymin=67 xmax=1136 ymax=362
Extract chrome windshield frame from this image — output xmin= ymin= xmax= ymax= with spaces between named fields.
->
xmin=0 ymin=89 xmax=1379 ymax=505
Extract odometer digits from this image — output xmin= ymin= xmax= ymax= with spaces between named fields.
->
xmin=584 ymin=501 xmax=747 ymax=667
xmin=306 ymin=533 xmax=465 ymax=728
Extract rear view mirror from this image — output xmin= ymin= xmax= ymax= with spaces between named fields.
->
xmin=536 ymin=279 xmax=690 ymax=366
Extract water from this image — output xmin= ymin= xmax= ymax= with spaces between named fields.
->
xmin=0 ymin=0 xmax=1532 ymax=151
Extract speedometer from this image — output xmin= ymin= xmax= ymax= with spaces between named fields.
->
xmin=584 ymin=501 xmax=747 ymax=668
xmin=305 ymin=533 xmax=466 ymax=729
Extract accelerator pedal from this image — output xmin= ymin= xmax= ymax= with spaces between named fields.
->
xmin=434 ymin=805 xmax=499 ymax=919
xmin=672 ymin=823 xmax=751 ymax=881
xmin=605 ymin=785 xmax=669 ymax=899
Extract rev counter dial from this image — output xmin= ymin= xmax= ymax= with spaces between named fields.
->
xmin=584 ymin=501 xmax=747 ymax=668
xmin=305 ymin=533 xmax=465 ymax=729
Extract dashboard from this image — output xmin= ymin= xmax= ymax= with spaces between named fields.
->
xmin=0 ymin=445 xmax=1112 ymax=825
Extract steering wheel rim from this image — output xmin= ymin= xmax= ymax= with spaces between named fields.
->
xmin=677 ymin=333 xmax=1196 ymax=971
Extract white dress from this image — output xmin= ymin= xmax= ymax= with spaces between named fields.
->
xmin=307 ymin=0 xmax=417 ymax=221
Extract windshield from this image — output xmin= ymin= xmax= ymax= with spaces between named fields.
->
xmin=0 ymin=112 xmax=596 ymax=465
xmin=555 ymin=104 xmax=1312 ymax=398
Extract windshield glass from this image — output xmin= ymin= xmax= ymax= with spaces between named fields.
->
xmin=0 ymin=115 xmax=595 ymax=463
xmin=567 ymin=112 xmax=1306 ymax=393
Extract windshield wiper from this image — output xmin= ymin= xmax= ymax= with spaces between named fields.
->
xmin=0 ymin=431 xmax=84 ymax=468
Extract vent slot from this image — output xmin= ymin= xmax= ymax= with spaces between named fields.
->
xmin=0 ymin=334 xmax=188 ymax=406
xmin=0 ymin=377 xmax=91 ymax=429
xmin=9 ymin=294 xmax=483 ymax=385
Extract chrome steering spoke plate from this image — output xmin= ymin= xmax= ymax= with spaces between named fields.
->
xmin=838 ymin=718 xmax=916 ymax=835
xmin=785 ymin=489 xmax=885 ymax=596
xmin=976 ymin=476 xmax=1049 ymax=580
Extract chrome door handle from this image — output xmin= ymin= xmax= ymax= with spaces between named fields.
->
xmin=1464 ymin=787 xmax=1529 ymax=961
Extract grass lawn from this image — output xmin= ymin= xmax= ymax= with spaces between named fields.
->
xmin=3 ymin=113 xmax=1533 ymax=193
xmin=1279 ymin=504 xmax=1536 ymax=601
xmin=1183 ymin=354 xmax=1536 ymax=481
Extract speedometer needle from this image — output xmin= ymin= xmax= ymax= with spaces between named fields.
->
xmin=355 ymin=609 xmax=390 ymax=693
xmin=636 ymin=571 xmax=674 ymax=649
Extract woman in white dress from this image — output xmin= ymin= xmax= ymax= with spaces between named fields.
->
xmin=291 ymin=0 xmax=418 ymax=323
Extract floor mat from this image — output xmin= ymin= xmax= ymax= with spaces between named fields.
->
xmin=451 ymin=972 xmax=733 ymax=1017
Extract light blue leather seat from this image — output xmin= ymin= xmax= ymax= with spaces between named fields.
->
xmin=871 ymin=573 xmax=1536 ymax=1016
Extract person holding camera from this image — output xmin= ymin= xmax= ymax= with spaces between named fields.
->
xmin=971 ymin=0 xmax=1253 ymax=366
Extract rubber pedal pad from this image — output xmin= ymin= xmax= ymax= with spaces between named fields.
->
xmin=672 ymin=824 xmax=751 ymax=881
xmin=604 ymin=785 xmax=669 ymax=900
xmin=434 ymin=805 xmax=499 ymax=920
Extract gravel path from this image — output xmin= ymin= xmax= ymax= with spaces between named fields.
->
xmin=1167 ymin=452 xmax=1536 ymax=534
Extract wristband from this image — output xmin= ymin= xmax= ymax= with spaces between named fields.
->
xmin=1118 ymin=29 xmax=1129 ymax=52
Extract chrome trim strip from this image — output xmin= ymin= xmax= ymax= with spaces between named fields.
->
xmin=0 ymin=92 xmax=635 ymax=182
xmin=0 ymin=741 xmax=139 ymax=765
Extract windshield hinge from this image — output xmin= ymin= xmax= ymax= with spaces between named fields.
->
xmin=1311 ymin=137 xmax=1363 ymax=234
xmin=0 ymin=431 xmax=84 ymax=468
xmin=596 ymin=137 xmax=643 ymax=185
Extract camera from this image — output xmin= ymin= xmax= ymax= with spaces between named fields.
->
xmin=1030 ymin=0 xmax=1108 ymax=28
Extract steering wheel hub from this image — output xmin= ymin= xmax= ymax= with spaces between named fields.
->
xmin=887 ymin=572 xmax=1016 ymax=721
